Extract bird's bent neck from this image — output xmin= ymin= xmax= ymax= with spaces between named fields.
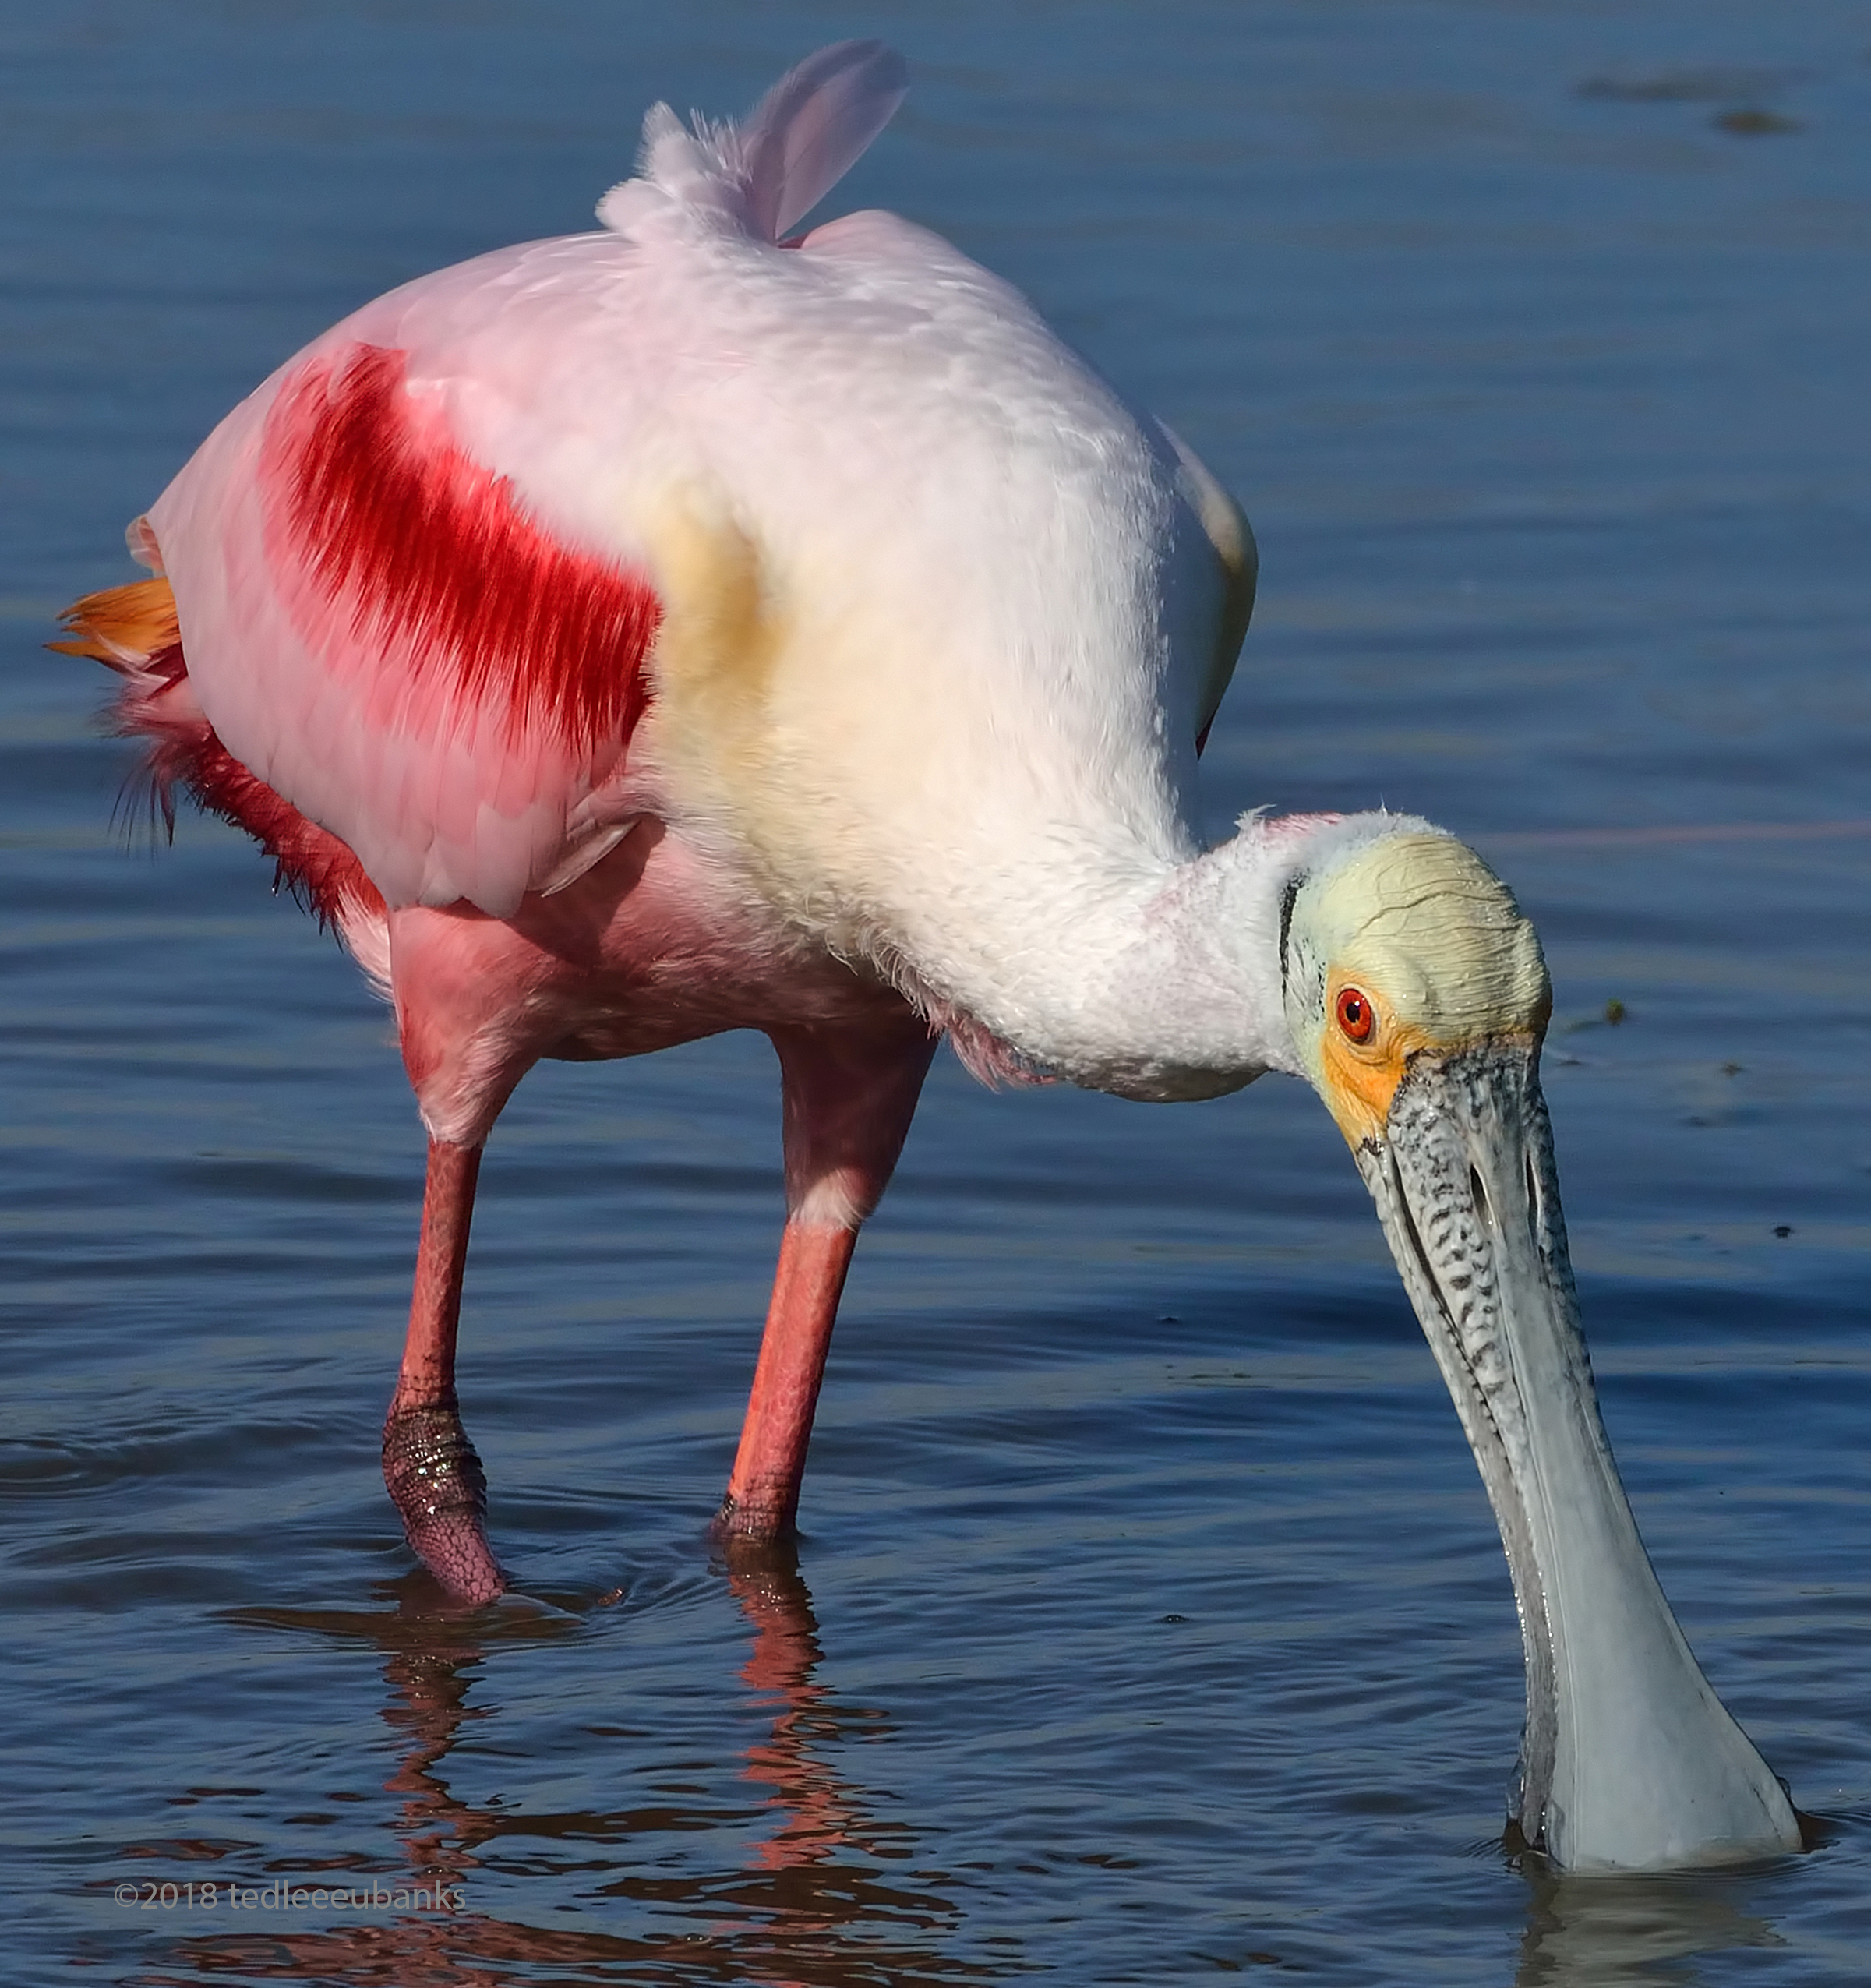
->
xmin=916 ymin=811 xmax=1337 ymax=1101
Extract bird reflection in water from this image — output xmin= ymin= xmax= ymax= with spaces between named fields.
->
xmin=1512 ymin=1861 xmax=1787 ymax=1986
xmin=726 ymin=1542 xmax=882 ymax=1888
xmin=156 ymin=1559 xmax=985 ymax=1987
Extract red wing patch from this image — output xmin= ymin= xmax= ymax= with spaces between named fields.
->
xmin=262 ymin=343 xmax=662 ymax=757
xmin=147 ymin=721 xmax=387 ymax=928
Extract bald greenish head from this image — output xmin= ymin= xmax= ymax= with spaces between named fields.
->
xmin=1282 ymin=828 xmax=1550 ymax=1150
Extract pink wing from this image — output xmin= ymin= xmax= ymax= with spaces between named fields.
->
xmin=135 ymin=41 xmax=910 ymax=920
xmin=145 ymin=314 xmax=663 ymax=919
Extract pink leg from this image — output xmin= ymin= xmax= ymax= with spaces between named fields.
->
xmin=383 ymin=1139 xmax=505 ymax=1603
xmin=716 ymin=1020 xmax=937 ymax=1542
xmin=719 ymin=1222 xmax=860 ymax=1537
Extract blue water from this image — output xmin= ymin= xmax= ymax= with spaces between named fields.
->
xmin=4 ymin=3 xmax=1870 ymax=1982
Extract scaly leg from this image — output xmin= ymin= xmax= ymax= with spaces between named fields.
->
xmin=383 ymin=1138 xmax=504 ymax=1603
xmin=716 ymin=1019 xmax=937 ymax=1541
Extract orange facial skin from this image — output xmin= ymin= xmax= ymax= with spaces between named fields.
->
xmin=1317 ymin=974 xmax=1442 ymax=1151
xmin=1315 ymin=972 xmax=1546 ymax=1153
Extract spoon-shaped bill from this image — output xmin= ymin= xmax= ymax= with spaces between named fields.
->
xmin=1357 ymin=1041 xmax=1800 ymax=1871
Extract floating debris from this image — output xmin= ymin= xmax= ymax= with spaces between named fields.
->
xmin=1715 ymin=108 xmax=1802 ymax=136
xmin=1576 ymin=67 xmax=1806 ymax=137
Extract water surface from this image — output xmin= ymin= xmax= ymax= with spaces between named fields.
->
xmin=4 ymin=3 xmax=1869 ymax=1982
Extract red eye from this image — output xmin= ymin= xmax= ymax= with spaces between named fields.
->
xmin=1336 ymin=987 xmax=1375 ymax=1043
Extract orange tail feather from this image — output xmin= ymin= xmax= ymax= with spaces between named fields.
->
xmin=49 ymin=575 xmax=181 ymax=676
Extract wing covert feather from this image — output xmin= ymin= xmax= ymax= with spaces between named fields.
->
xmin=148 ymin=278 xmax=666 ymax=917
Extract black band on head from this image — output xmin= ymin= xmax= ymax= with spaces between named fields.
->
xmin=1279 ymin=871 xmax=1304 ymax=990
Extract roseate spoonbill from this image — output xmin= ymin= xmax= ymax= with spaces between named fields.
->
xmin=56 ymin=42 xmax=1799 ymax=1870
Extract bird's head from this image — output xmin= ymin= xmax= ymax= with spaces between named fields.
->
xmin=1280 ymin=826 xmax=1550 ymax=1149
xmin=1276 ymin=821 xmax=1800 ymax=1867
xmin=1280 ymin=824 xmax=1595 ymax=1852
xmin=1276 ymin=823 xmax=1802 ymax=1868
xmin=1278 ymin=828 xmax=1562 ymax=1381
xmin=1277 ymin=825 xmax=1562 ymax=1446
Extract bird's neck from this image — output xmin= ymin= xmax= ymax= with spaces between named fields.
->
xmin=917 ymin=812 xmax=1333 ymax=1100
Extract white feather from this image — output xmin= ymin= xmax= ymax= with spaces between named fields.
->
xmin=598 ymin=39 xmax=907 ymax=244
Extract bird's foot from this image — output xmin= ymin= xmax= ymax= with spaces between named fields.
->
xmin=383 ymin=1401 xmax=505 ymax=1604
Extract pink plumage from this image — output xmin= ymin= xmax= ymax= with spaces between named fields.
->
xmin=56 ymin=39 xmax=1255 ymax=1603
xmin=733 ymin=39 xmax=909 ymax=240
xmin=265 ymin=343 xmax=663 ymax=761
